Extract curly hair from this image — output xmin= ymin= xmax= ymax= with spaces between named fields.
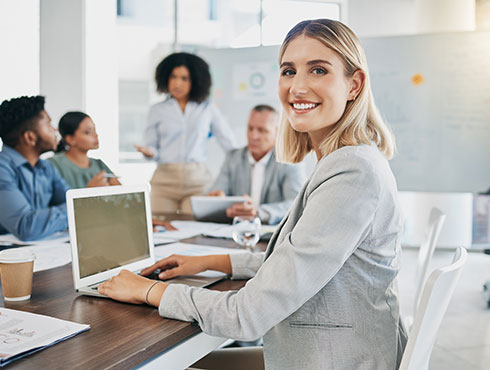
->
xmin=0 ymin=96 xmax=46 ymax=147
xmin=155 ymin=52 xmax=211 ymax=103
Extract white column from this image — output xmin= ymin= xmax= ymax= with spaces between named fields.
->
xmin=84 ymin=0 xmax=119 ymax=168
xmin=347 ymin=0 xmax=476 ymax=37
xmin=476 ymin=0 xmax=490 ymax=30
xmin=347 ymin=0 xmax=418 ymax=37
xmin=40 ymin=0 xmax=83 ymax=123
xmin=416 ymin=0 xmax=476 ymax=33
xmin=0 ymin=0 xmax=40 ymax=102
xmin=40 ymin=0 xmax=118 ymax=168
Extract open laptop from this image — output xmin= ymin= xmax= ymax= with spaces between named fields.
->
xmin=66 ymin=184 xmax=225 ymax=298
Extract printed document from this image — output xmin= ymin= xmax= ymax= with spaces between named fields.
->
xmin=0 ymin=308 xmax=89 ymax=367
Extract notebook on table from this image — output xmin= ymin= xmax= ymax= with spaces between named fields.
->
xmin=66 ymin=184 xmax=224 ymax=298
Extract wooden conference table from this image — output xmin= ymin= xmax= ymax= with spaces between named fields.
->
xmin=0 ymin=232 xmax=266 ymax=369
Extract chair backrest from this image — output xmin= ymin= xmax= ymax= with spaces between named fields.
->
xmin=399 ymin=247 xmax=467 ymax=370
xmin=413 ymin=207 xmax=446 ymax=315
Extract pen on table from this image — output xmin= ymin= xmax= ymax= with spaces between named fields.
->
xmin=105 ymin=173 xmax=120 ymax=179
xmin=0 ymin=242 xmax=30 ymax=249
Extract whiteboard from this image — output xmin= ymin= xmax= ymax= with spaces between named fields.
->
xmin=363 ymin=31 xmax=490 ymax=193
xmin=200 ymin=31 xmax=490 ymax=192
xmin=199 ymin=45 xmax=281 ymax=139
xmin=199 ymin=45 xmax=285 ymax=177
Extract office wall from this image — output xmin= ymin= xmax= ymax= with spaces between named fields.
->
xmin=40 ymin=0 xmax=119 ymax=168
xmin=476 ymin=0 xmax=490 ymax=30
xmin=416 ymin=0 xmax=475 ymax=33
xmin=0 ymin=0 xmax=40 ymax=102
xmin=40 ymin=0 xmax=83 ymax=125
xmin=348 ymin=0 xmax=418 ymax=36
xmin=348 ymin=0 xmax=475 ymax=37
xmin=364 ymin=31 xmax=490 ymax=192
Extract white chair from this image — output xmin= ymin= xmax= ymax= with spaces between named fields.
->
xmin=399 ymin=247 xmax=467 ymax=370
xmin=406 ymin=207 xmax=446 ymax=329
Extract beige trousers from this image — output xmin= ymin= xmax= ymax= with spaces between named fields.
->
xmin=150 ymin=163 xmax=211 ymax=216
xmin=188 ymin=347 xmax=265 ymax=370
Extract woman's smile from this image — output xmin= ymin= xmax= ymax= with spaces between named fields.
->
xmin=289 ymin=100 xmax=320 ymax=114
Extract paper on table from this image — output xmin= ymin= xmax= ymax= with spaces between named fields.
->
xmin=152 ymin=220 xmax=229 ymax=245
xmin=0 ymin=231 xmax=70 ymax=247
xmin=21 ymin=244 xmax=72 ymax=272
xmin=203 ymin=224 xmax=278 ymax=239
xmin=152 ymin=233 xmax=179 ymax=246
xmin=154 ymin=242 xmax=248 ymax=278
xmin=0 ymin=307 xmax=89 ymax=367
xmin=0 ymin=235 xmax=72 ymax=272
xmin=202 ymin=224 xmax=236 ymax=239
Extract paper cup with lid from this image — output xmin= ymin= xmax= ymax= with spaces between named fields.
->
xmin=0 ymin=249 xmax=35 ymax=301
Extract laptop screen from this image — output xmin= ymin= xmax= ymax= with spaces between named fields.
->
xmin=73 ymin=192 xmax=150 ymax=279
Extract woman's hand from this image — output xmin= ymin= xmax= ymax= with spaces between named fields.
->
xmin=86 ymin=170 xmax=109 ymax=187
xmin=141 ymin=255 xmax=210 ymax=280
xmin=135 ymin=145 xmax=155 ymax=159
xmin=98 ymin=269 xmax=167 ymax=306
xmin=141 ymin=254 xmax=232 ymax=278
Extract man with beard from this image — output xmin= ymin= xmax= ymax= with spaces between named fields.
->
xmin=0 ymin=96 xmax=69 ymax=241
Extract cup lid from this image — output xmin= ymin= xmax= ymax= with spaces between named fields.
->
xmin=0 ymin=248 xmax=35 ymax=263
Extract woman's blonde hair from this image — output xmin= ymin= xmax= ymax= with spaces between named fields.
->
xmin=276 ymin=19 xmax=395 ymax=163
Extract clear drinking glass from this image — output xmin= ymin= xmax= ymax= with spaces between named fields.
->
xmin=231 ymin=216 xmax=262 ymax=252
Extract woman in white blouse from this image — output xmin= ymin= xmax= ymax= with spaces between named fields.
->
xmin=136 ymin=53 xmax=238 ymax=216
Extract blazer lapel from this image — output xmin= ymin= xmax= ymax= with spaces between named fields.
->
xmin=263 ymin=175 xmax=310 ymax=260
xmin=264 ymin=211 xmax=289 ymax=260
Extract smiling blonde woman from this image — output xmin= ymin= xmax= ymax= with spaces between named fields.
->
xmin=100 ymin=19 xmax=407 ymax=370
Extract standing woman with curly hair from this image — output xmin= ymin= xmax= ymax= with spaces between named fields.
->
xmin=136 ymin=53 xmax=238 ymax=216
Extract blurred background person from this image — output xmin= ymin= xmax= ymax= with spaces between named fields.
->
xmin=209 ymin=105 xmax=305 ymax=224
xmin=0 ymin=96 xmax=69 ymax=241
xmin=135 ymin=52 xmax=238 ymax=216
xmin=49 ymin=111 xmax=120 ymax=188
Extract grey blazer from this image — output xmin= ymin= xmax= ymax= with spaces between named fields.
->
xmin=210 ymin=147 xmax=305 ymax=224
xmin=160 ymin=144 xmax=407 ymax=370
